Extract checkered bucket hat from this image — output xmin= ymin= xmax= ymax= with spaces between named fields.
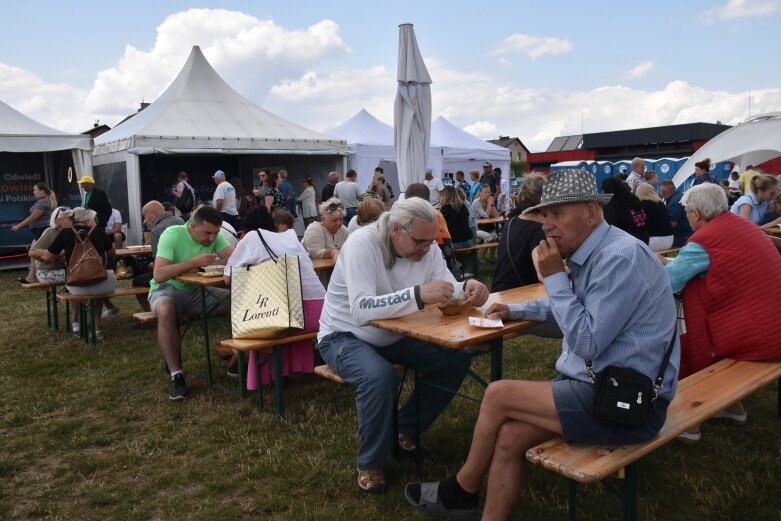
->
xmin=522 ymin=169 xmax=612 ymax=214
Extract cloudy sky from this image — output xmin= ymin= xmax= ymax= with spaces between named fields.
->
xmin=1 ymin=0 xmax=779 ymax=151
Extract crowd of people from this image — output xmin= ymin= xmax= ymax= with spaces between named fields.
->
xmin=12 ymin=160 xmax=781 ymax=521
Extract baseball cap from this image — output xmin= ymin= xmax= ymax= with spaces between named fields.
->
xmin=425 ymin=167 xmax=433 ymax=174
xmin=482 ymin=161 xmax=492 ymax=167
xmin=213 ymin=170 xmax=225 ymax=178
xmin=78 ymin=176 xmax=95 ymax=184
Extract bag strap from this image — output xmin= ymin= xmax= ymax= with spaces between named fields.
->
xmin=503 ymin=217 xmax=524 ymax=283
xmin=255 ymin=229 xmax=279 ymax=261
xmin=585 ymin=330 xmax=676 ymax=402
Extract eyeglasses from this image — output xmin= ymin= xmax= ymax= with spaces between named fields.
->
xmin=404 ymin=229 xmax=436 ymax=250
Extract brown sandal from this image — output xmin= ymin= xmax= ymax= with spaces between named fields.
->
xmin=398 ymin=433 xmax=417 ymax=452
xmin=357 ymin=469 xmax=387 ymax=494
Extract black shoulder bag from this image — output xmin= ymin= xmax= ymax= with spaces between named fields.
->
xmin=586 ymin=333 xmax=676 ymax=427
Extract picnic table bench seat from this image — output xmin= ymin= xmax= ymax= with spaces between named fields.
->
xmin=22 ymin=281 xmax=65 ymax=330
xmin=57 ymin=287 xmax=150 ymax=343
xmin=526 ymin=357 xmax=781 ymax=520
xmin=216 ymin=332 xmax=319 ymax=417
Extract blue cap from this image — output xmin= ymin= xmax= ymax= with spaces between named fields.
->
xmin=213 ymin=170 xmax=225 ymax=178
xmin=425 ymin=167 xmax=433 ymax=174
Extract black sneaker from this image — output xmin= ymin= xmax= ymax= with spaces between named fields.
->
xmin=169 ymin=373 xmax=188 ymax=401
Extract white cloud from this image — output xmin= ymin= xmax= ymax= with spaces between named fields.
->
xmin=704 ymin=0 xmax=779 ymax=23
xmin=2 ymin=10 xmax=780 ymax=155
xmin=498 ymin=57 xmax=512 ymax=68
xmin=623 ymin=61 xmax=655 ymax=80
xmin=490 ymin=33 xmax=573 ymax=61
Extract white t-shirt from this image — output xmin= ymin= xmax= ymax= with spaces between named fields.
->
xmin=334 ymin=180 xmax=362 ymax=208
xmin=213 ymin=181 xmax=238 ymax=216
xmin=225 ymin=229 xmax=325 ymax=301
xmin=424 ymin=177 xmax=445 ymax=208
xmin=220 ymin=221 xmax=239 ymax=248
xmin=317 ymin=223 xmax=464 ymax=347
xmin=105 ymin=209 xmax=122 ymax=233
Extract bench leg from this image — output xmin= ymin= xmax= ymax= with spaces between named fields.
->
xmin=89 ymin=300 xmax=98 ymax=344
xmin=490 ymin=337 xmax=503 ymax=381
xmin=237 ymin=351 xmax=247 ymax=399
xmin=51 ymin=287 xmax=59 ymax=331
xmin=273 ymin=345 xmax=284 ymax=418
xmin=45 ymin=290 xmax=52 ymax=329
xmin=413 ymin=368 xmax=423 ymax=472
xmin=255 ymin=351 xmax=264 ymax=413
xmin=199 ymin=287 xmax=214 ymax=385
xmin=622 ymin=464 xmax=637 ymax=521
xmin=568 ymin=480 xmax=578 ymax=521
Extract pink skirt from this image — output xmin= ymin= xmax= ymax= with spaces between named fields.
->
xmin=245 ymin=299 xmax=323 ymax=389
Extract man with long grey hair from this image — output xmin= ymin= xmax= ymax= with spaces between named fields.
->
xmin=317 ymin=197 xmax=490 ymax=494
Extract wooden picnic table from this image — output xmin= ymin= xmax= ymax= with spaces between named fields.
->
xmin=175 ymin=271 xmax=229 ymax=383
xmin=114 ymin=245 xmax=152 ymax=257
xmin=371 ymin=283 xmax=547 ymax=381
xmin=476 ymin=216 xmax=508 ymax=226
xmin=311 ymin=257 xmax=336 ymax=273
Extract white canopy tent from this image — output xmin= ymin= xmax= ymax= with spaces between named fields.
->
xmin=326 ymin=110 xmax=512 ymax=193
xmin=0 ymin=99 xmax=93 ymax=250
xmin=93 ymin=45 xmax=346 ymax=243
xmin=672 ymin=113 xmax=781 ymax=188
xmin=429 ymin=116 xmax=511 ymax=187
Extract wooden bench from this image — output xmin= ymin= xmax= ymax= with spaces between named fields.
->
xmin=131 ymin=311 xmax=198 ymax=327
xmin=217 ymin=332 xmax=319 ymax=416
xmin=22 ymin=281 xmax=65 ymax=330
xmin=454 ymin=242 xmax=499 ymax=279
xmin=58 ymin=287 xmax=150 ymax=343
xmin=526 ymin=358 xmax=781 ymax=520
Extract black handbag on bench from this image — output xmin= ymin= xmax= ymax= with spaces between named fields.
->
xmin=586 ymin=333 xmax=676 ymax=427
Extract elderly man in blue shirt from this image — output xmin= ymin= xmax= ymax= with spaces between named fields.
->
xmin=405 ymin=169 xmax=680 ymax=520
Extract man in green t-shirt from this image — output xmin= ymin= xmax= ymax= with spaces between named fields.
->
xmin=149 ymin=206 xmax=234 ymax=400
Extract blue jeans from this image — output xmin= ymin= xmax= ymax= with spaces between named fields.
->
xmin=343 ymin=207 xmax=357 ymax=227
xmin=318 ymin=332 xmax=471 ymax=470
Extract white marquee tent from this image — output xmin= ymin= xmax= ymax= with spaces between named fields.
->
xmin=326 ymin=110 xmax=511 ymax=192
xmin=1 ymin=99 xmax=93 ymax=250
xmin=93 ymin=46 xmax=346 ymax=243
xmin=672 ymin=113 xmax=781 ymax=187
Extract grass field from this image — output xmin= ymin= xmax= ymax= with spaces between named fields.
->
xmin=1 ymin=268 xmax=780 ymax=520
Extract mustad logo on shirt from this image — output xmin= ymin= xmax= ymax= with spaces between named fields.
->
xmin=359 ymin=290 xmax=411 ymax=309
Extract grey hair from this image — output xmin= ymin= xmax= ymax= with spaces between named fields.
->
xmin=319 ymin=197 xmax=345 ymax=217
xmin=50 ymin=206 xmax=72 ymax=228
xmin=72 ymin=207 xmax=97 ymax=224
xmin=377 ymin=197 xmax=437 ymax=268
xmin=631 ymin=157 xmax=644 ymax=169
xmin=681 ymin=184 xmax=728 ymax=221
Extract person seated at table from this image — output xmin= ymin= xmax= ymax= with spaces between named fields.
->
xmin=34 ymin=208 xmax=117 ymax=340
xmin=659 ymin=180 xmax=693 ymax=247
xmin=601 ymin=175 xmax=650 ymax=244
xmin=468 ymin=169 xmax=481 ymax=202
xmin=302 ymin=198 xmax=350 ymax=260
xmin=657 ymin=183 xmax=781 ymax=440
xmin=347 ymin=198 xmax=386 ymax=233
xmin=272 ymin=208 xmax=295 ymax=233
xmin=405 ymin=183 xmax=460 ymax=279
xmin=318 ymin=197 xmax=489 ymax=494
xmin=491 ymin=173 xmax=546 ymax=292
xmin=28 ymin=206 xmax=72 ymax=285
xmin=148 ymin=205 xmax=234 ymax=400
xmin=730 ymin=173 xmax=779 ymax=225
xmin=471 ymin=184 xmax=499 ymax=263
xmin=405 ymin=169 xmax=679 ymax=520
xmin=636 ymin=182 xmax=674 ymax=251
xmin=129 ymin=201 xmax=185 ymax=312
xmin=105 ymin=207 xmax=125 ymax=251
xmin=440 ymin=186 xmax=473 ymax=249
xmin=759 ymin=191 xmax=781 ymax=230
xmin=223 ymin=205 xmax=326 ymax=382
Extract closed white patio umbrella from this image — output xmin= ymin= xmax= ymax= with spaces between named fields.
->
xmin=394 ymin=23 xmax=432 ymax=193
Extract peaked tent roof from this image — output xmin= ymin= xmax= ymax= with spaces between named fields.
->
xmin=94 ymin=46 xmax=345 ymax=156
xmin=324 ymin=109 xmax=394 ymax=146
xmin=430 ymin=116 xmax=510 ymax=160
xmin=671 ymin=113 xmax=781 ymax=187
xmin=0 ymin=99 xmax=92 ymax=152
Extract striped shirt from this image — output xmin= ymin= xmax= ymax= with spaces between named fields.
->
xmin=508 ymin=220 xmax=680 ymax=401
